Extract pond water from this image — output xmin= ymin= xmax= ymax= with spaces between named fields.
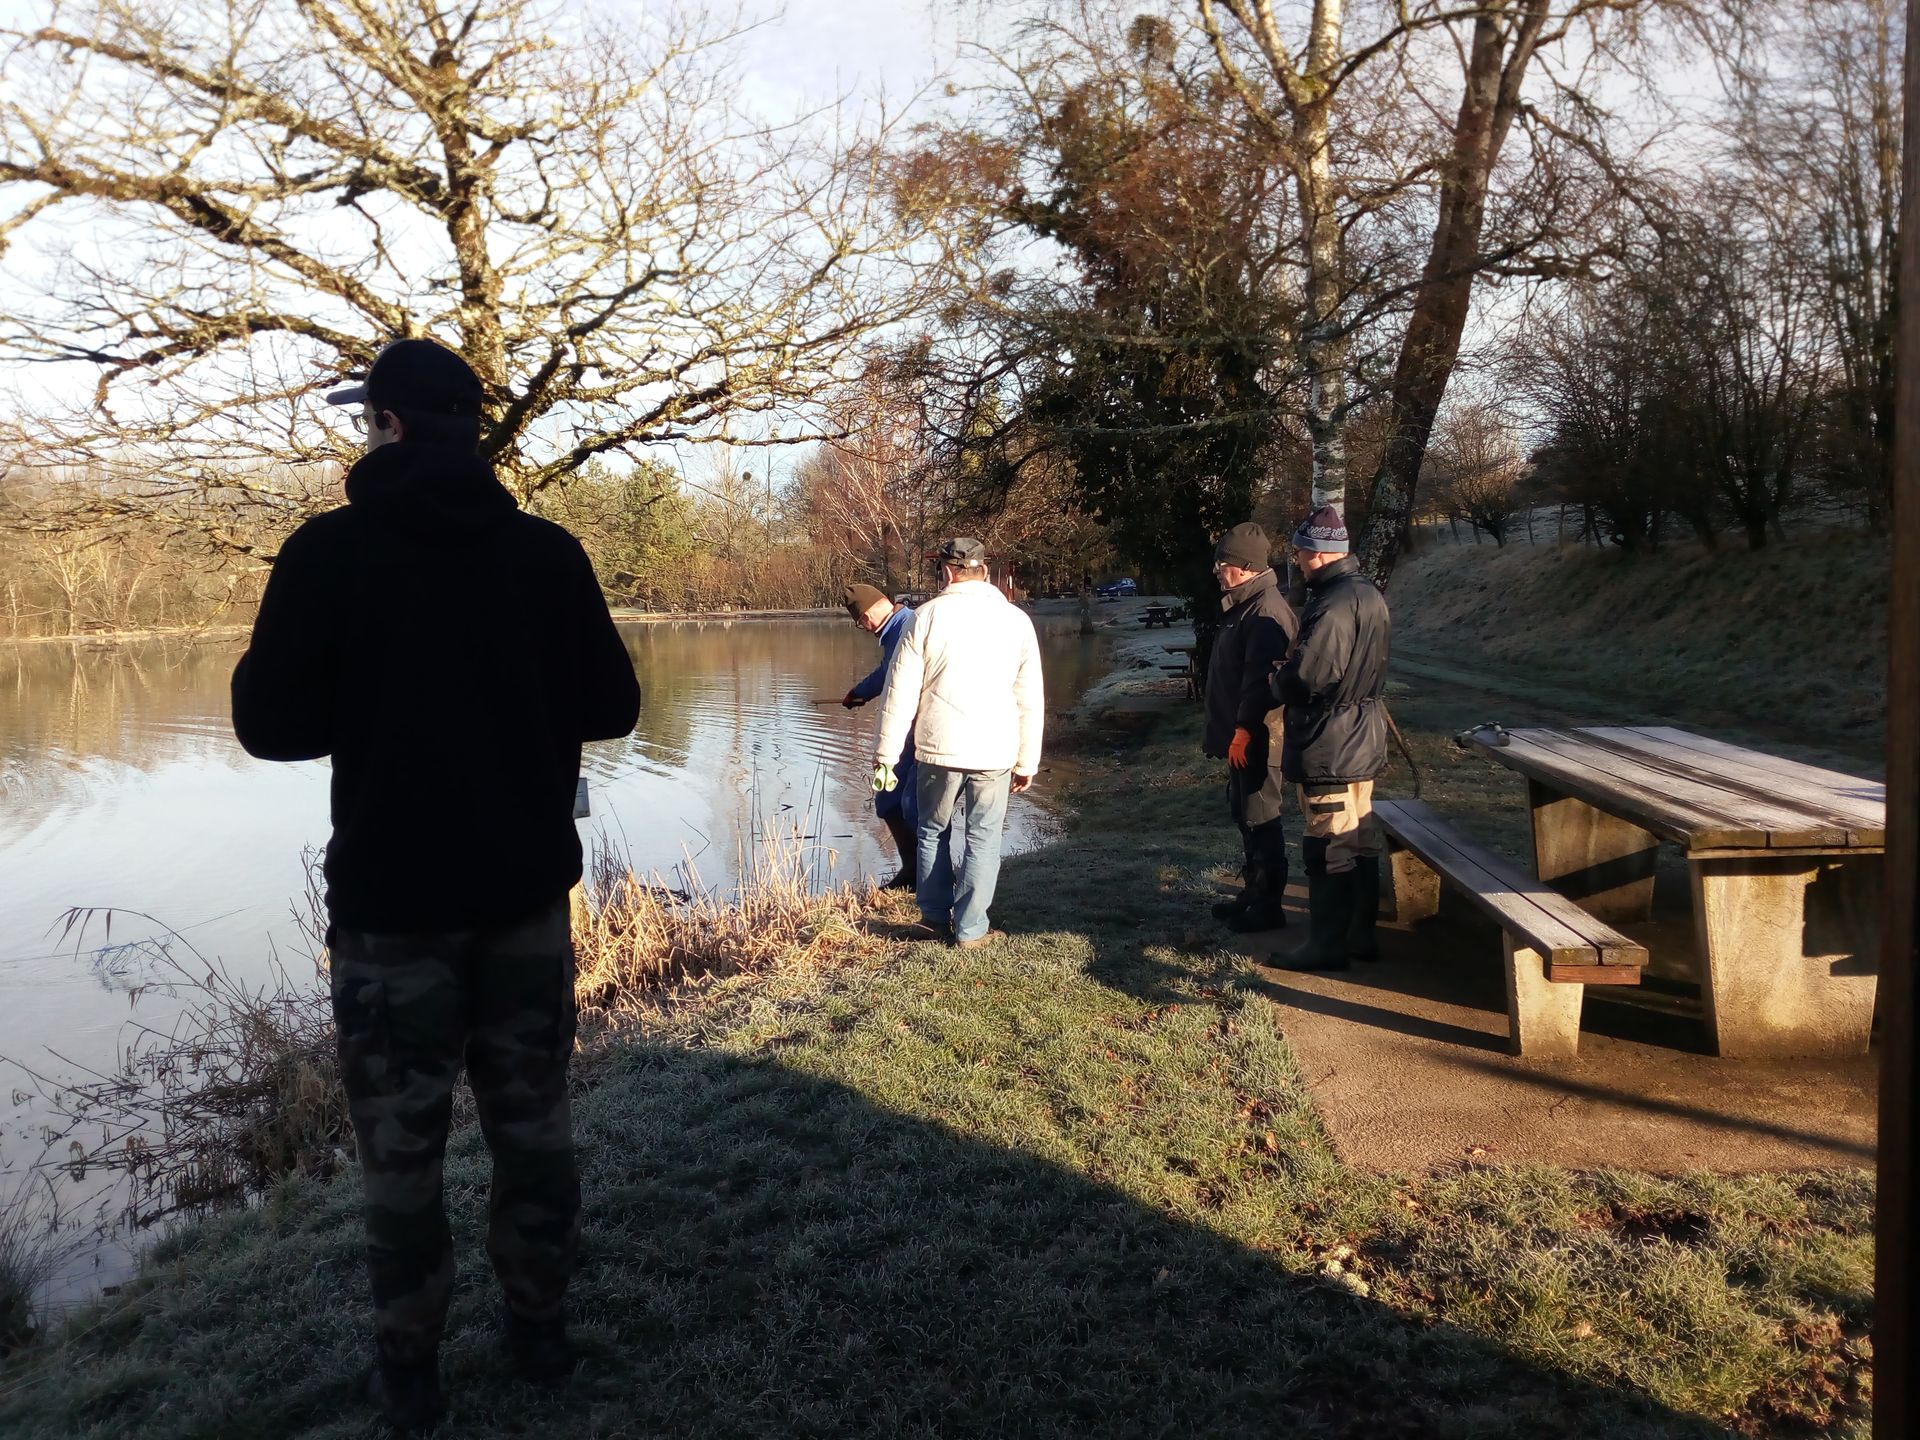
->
xmin=0 ymin=608 xmax=1110 ymax=1305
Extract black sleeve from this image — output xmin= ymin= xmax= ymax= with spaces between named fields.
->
xmin=567 ymin=540 xmax=641 ymax=742
xmin=1235 ymin=605 xmax=1295 ymax=730
xmin=1275 ymin=593 xmax=1349 ymax=709
xmin=230 ymin=525 xmax=337 ymax=761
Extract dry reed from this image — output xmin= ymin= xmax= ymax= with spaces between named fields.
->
xmin=24 ymin=832 xmax=883 ymax=1236
xmin=571 ymin=827 xmax=878 ymax=1034
xmin=0 ymin=1173 xmax=84 ymax=1354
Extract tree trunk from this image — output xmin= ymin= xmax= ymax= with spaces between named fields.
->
xmin=1353 ymin=3 xmax=1549 ymax=588
xmin=1297 ymin=93 xmax=1349 ymax=513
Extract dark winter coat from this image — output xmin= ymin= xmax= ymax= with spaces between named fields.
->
xmin=1272 ymin=556 xmax=1391 ymax=784
xmin=1203 ymin=568 xmax=1299 ymax=762
xmin=230 ymin=441 xmax=642 ymax=932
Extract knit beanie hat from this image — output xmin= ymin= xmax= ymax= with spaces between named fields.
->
xmin=843 ymin=582 xmax=888 ymax=617
xmin=1290 ymin=505 xmax=1349 ymax=554
xmin=1213 ymin=522 xmax=1270 ymax=571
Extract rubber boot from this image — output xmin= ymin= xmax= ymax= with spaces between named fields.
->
xmin=1212 ymin=856 xmax=1254 ymax=922
xmin=1271 ymin=873 xmax=1355 ymax=972
xmin=1226 ymin=855 xmax=1289 ymax=932
xmin=882 ymin=813 xmax=918 ymax=890
xmin=1348 ymin=855 xmax=1381 ymax=961
xmin=1211 ymin=893 xmax=1251 ymax=922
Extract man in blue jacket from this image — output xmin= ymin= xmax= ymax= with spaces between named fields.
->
xmin=841 ymin=581 xmax=917 ymax=887
xmin=231 ymin=337 xmax=640 ymax=1434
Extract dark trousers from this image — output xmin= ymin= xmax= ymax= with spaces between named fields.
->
xmin=1227 ymin=760 xmax=1290 ymax=904
xmin=328 ymin=897 xmax=580 ymax=1363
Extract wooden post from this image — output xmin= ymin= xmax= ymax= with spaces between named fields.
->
xmin=1876 ymin=11 xmax=1920 ymax=1431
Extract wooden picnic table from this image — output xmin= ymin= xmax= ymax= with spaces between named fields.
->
xmin=1157 ymin=642 xmax=1198 ymax=700
xmin=1466 ymin=725 xmax=1885 ymax=1058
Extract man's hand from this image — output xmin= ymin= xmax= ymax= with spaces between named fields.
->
xmin=1227 ymin=726 xmax=1253 ymax=769
xmin=842 ymin=689 xmax=866 ymax=709
xmin=871 ymin=761 xmax=898 ymax=793
xmin=1011 ymin=773 xmax=1034 ymax=794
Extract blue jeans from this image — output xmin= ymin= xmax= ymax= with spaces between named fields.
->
xmin=915 ymin=764 xmax=1012 ymax=943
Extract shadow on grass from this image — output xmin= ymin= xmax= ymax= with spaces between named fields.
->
xmin=0 ymin=1037 xmax=1729 ymax=1440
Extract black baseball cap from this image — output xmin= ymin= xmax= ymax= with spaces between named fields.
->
xmin=325 ymin=338 xmax=484 ymax=416
xmin=936 ymin=536 xmax=987 ymax=565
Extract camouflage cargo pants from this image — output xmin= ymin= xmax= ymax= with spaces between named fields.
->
xmin=328 ymin=897 xmax=579 ymax=1363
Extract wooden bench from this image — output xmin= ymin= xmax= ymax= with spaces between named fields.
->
xmin=1373 ymin=799 xmax=1648 ymax=1058
xmin=1158 ymin=643 xmax=1198 ymax=701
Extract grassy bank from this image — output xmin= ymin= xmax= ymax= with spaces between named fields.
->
xmin=1391 ymin=537 xmax=1887 ymax=756
xmin=0 ymin=685 xmax=1872 ymax=1437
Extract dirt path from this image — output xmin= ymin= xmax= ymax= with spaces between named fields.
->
xmin=1236 ymin=639 xmax=1882 ymax=1175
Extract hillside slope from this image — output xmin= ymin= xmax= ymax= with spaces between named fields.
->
xmin=1386 ymin=536 xmax=1888 ymax=757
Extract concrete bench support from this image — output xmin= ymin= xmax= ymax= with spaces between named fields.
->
xmin=1528 ymin=780 xmax=1659 ymax=925
xmin=1503 ymin=937 xmax=1585 ymax=1060
xmin=1691 ymin=853 xmax=1882 ymax=1058
xmin=1385 ymin=847 xmax=1441 ymax=923
xmin=1375 ymin=798 xmax=1647 ymax=1060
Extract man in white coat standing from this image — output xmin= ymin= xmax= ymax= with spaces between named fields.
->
xmin=873 ymin=537 xmax=1045 ymax=949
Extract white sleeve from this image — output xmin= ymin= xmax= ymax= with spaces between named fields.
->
xmin=1012 ymin=614 xmax=1044 ymax=775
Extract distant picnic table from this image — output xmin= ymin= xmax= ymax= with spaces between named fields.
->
xmin=1160 ymin=643 xmax=1198 ymax=701
xmin=1140 ymin=603 xmax=1179 ymax=628
xmin=1465 ymin=725 xmax=1885 ymax=1059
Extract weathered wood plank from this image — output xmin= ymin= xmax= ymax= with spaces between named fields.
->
xmin=1482 ymin=731 xmax=1761 ymax=848
xmin=1638 ymin=727 xmax=1886 ymax=815
xmin=1545 ymin=962 xmax=1645 ymax=986
xmin=1374 ymin=799 xmax=1648 ymax=968
xmin=1517 ymin=728 xmax=1847 ymax=848
xmin=1589 ymin=726 xmax=1882 ymax=842
xmin=1683 ymin=845 xmax=1887 ymax=860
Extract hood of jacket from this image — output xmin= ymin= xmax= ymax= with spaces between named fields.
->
xmin=344 ymin=441 xmax=519 ymax=539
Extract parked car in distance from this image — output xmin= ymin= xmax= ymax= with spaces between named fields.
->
xmin=1094 ymin=578 xmax=1138 ymax=598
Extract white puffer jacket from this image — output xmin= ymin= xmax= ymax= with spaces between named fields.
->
xmin=874 ymin=580 xmax=1044 ymax=775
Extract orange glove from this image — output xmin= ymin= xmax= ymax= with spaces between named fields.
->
xmin=1228 ymin=726 xmax=1253 ymax=769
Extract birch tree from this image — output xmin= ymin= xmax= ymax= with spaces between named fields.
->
xmin=1195 ymin=1 xmax=1692 ymax=583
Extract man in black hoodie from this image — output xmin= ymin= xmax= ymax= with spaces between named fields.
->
xmin=1201 ymin=523 xmax=1298 ymax=932
xmin=231 ymin=338 xmax=641 ymax=1434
